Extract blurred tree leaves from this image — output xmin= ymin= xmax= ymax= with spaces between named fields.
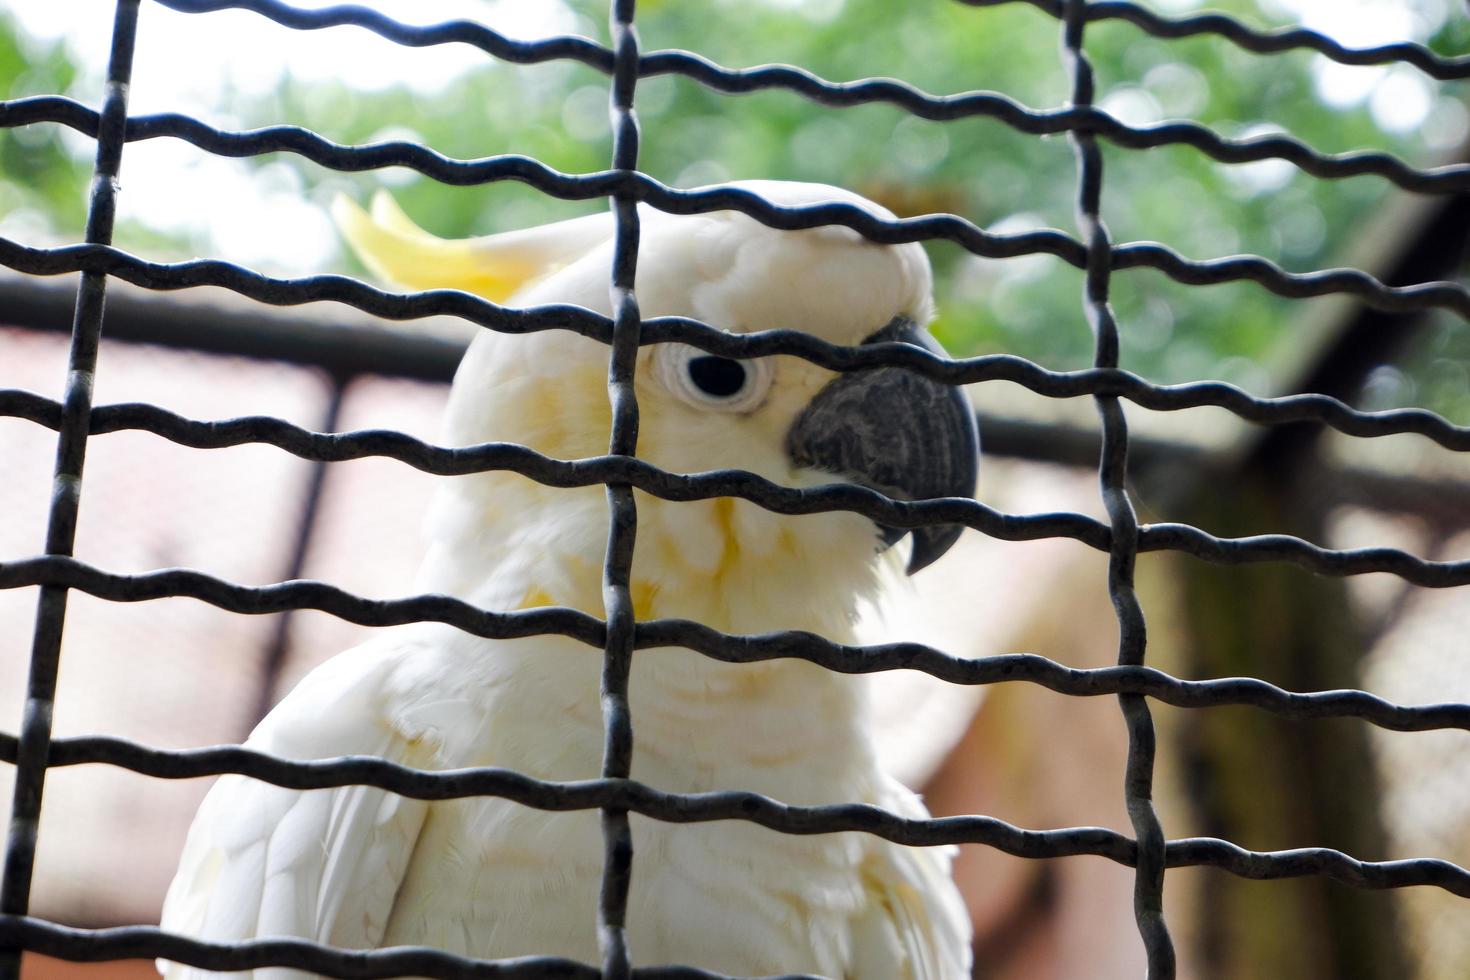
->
xmin=1 ymin=0 xmax=1466 ymax=419
xmin=0 ymin=9 xmax=87 ymax=235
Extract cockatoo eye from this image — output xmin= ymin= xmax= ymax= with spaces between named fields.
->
xmin=655 ymin=344 xmax=773 ymax=413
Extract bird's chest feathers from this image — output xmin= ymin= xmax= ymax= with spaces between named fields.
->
xmin=384 ymin=625 xmax=879 ymax=966
xmin=436 ymin=628 xmax=872 ymax=797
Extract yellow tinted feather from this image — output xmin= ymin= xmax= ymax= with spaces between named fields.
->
xmin=332 ymin=191 xmax=536 ymax=302
xmin=333 ymin=190 xmax=616 ymax=304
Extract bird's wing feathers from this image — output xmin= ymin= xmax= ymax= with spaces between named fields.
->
xmin=159 ymin=639 xmax=437 ymax=979
xmin=852 ymin=776 xmax=972 ymax=980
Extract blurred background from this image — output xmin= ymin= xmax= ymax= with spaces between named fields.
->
xmin=1 ymin=0 xmax=1468 ymax=977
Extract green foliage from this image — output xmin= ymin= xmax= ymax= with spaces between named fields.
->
xmin=1 ymin=0 xmax=1465 ymax=419
xmin=0 ymin=10 xmax=88 ymax=235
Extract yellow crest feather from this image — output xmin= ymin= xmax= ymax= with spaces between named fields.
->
xmin=331 ymin=191 xmax=538 ymax=303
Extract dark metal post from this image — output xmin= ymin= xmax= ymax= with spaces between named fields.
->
xmin=247 ymin=376 xmax=348 ymax=730
xmin=0 ymin=4 xmax=141 ymax=978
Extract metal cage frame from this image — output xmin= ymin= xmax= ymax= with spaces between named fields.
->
xmin=2 ymin=1 xmax=1469 ymax=977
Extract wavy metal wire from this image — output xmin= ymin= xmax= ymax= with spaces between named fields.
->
xmin=966 ymin=0 xmax=1470 ymax=81
xmin=1 ymin=139 xmax=1468 ymax=319
xmin=1061 ymin=2 xmax=1175 ymax=972
xmin=132 ymin=0 xmax=1470 ymax=193
xmin=0 ymin=4 xmax=141 ymax=980
xmin=0 ymin=0 xmax=1467 ymax=977
xmin=597 ymin=2 xmax=643 ymax=976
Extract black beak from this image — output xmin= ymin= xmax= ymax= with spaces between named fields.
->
xmin=785 ymin=317 xmax=980 ymax=574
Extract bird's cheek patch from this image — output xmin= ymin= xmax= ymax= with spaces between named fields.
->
xmin=507 ymin=371 xmax=612 ymax=460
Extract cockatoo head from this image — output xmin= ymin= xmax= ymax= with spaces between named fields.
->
xmin=336 ymin=181 xmax=978 ymax=636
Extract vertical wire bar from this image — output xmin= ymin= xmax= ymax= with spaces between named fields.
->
xmin=1059 ymin=1 xmax=1176 ymax=976
xmin=0 ymin=2 xmax=141 ymax=977
xmin=599 ymin=1 xmax=641 ymax=977
xmin=247 ymin=375 xmax=347 ymax=730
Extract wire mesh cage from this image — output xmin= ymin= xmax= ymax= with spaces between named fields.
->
xmin=1 ymin=0 xmax=1469 ymax=977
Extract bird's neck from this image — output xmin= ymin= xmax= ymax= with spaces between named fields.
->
xmin=412 ymin=478 xmax=891 ymax=798
xmin=417 ymin=478 xmax=889 ymax=639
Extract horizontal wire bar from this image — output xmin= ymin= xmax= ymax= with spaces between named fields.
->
xmin=3 ymin=237 xmax=1470 ymax=451
xmin=1137 ymin=523 xmax=1470 ymax=586
xmin=964 ymin=0 xmax=1470 ymax=81
xmin=0 ymin=916 xmax=822 ymax=980
xmin=136 ymin=0 xmax=1470 ymax=193
xmin=3 ymin=387 xmax=1469 ymax=583
xmin=0 ymin=394 xmax=1111 ymax=547
xmin=1 ymin=398 xmax=1466 ymax=583
xmin=1109 ymin=242 xmax=1470 ymax=321
xmin=0 ymin=736 xmax=1134 ymax=857
xmin=5 ymin=312 xmax=1470 ymax=448
xmin=12 ymin=373 xmax=1470 ymax=507
xmin=0 ymin=554 xmax=1466 ymax=729
xmin=1164 ymin=841 xmax=1470 ymax=893
xmin=0 ymin=103 xmax=1084 ymax=261
xmin=637 ymin=60 xmax=1470 ymax=194
xmin=10 ymin=374 xmax=1469 ymax=477
xmin=152 ymin=0 xmax=615 ymax=69
xmin=632 ymin=624 xmax=1470 ymax=731
xmin=0 ymin=555 xmax=609 ymax=646
xmin=0 ymin=735 xmax=1466 ymax=898
xmin=0 ymin=234 xmax=616 ymax=338
xmin=8 ymin=101 xmax=1470 ymax=322
xmin=6 ymin=100 xmax=1470 ymax=318
xmin=2 ymin=916 xmax=600 ymax=980
xmin=0 ymin=96 xmax=97 ymax=134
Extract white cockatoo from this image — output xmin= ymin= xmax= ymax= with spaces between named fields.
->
xmin=160 ymin=181 xmax=978 ymax=978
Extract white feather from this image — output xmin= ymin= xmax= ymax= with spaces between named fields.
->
xmin=159 ymin=637 xmax=435 ymax=980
